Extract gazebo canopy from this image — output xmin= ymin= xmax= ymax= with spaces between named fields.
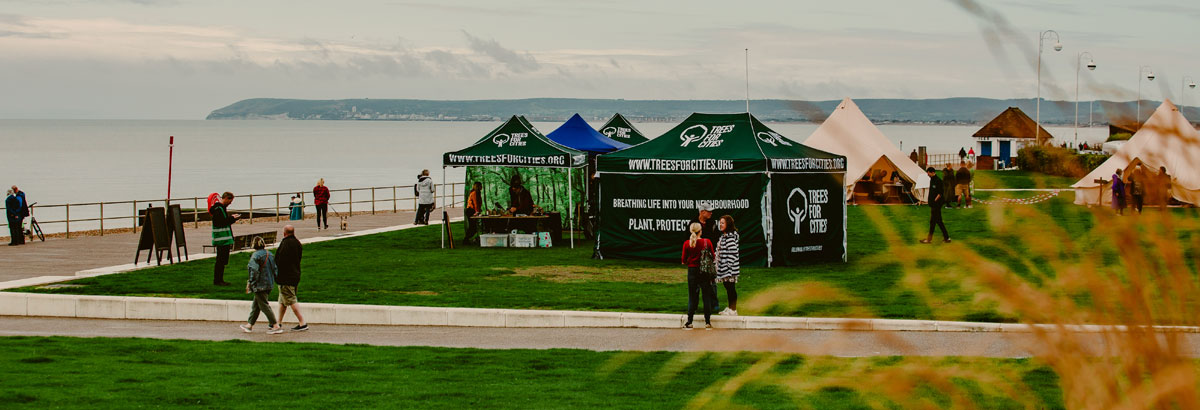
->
xmin=597 ymin=113 xmax=650 ymax=145
xmin=545 ymin=113 xmax=631 ymax=154
xmin=444 ymin=115 xmax=586 ymax=168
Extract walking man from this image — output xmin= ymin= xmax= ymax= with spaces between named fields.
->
xmin=275 ymin=225 xmax=307 ymax=331
xmin=955 ymin=162 xmax=972 ymax=208
xmin=921 ymin=167 xmax=951 ymax=244
xmin=210 ymin=192 xmax=242 ymax=286
xmin=464 ymin=182 xmax=482 ymax=244
xmin=5 ymin=189 xmax=23 ymax=246
xmin=415 ymin=170 xmax=436 ymax=225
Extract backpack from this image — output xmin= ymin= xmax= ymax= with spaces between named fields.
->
xmin=206 ymin=193 xmax=220 ymax=214
xmin=699 ymin=245 xmax=717 ymax=279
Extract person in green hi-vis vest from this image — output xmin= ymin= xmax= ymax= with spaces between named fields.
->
xmin=210 ymin=192 xmax=242 ymax=286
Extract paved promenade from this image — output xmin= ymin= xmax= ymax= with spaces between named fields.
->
xmin=0 ymin=208 xmax=462 ymax=283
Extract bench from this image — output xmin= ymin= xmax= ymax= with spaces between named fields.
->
xmin=202 ymin=231 xmax=278 ymax=253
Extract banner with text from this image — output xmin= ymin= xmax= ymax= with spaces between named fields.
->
xmin=768 ymin=172 xmax=846 ymax=264
xmin=598 ymin=173 xmax=769 ymax=266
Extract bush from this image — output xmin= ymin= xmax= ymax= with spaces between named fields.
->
xmin=1015 ymin=145 xmax=1108 ymax=178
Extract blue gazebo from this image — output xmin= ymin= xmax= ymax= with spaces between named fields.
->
xmin=546 ymin=113 xmax=631 ymax=154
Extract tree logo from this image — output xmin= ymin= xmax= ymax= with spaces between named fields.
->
xmin=679 ymin=124 xmax=732 ymax=148
xmin=492 ymin=132 xmax=528 ymax=147
xmin=601 ymin=126 xmax=631 ymax=139
xmin=787 ymin=188 xmax=808 ymax=234
xmin=492 ymin=133 xmax=510 ymax=147
xmin=757 ymin=131 xmax=792 ymax=147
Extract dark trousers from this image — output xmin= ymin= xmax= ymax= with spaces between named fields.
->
xmin=686 ymin=267 xmax=715 ymax=326
xmin=214 ymin=245 xmax=231 ymax=284
xmin=927 ymin=204 xmax=948 ymax=240
xmin=7 ymin=216 xmax=23 ymax=245
xmin=464 ymin=209 xmax=478 ymax=242
xmin=416 ymin=203 xmax=434 ymax=224
xmin=248 ymin=291 xmax=276 ymax=327
xmin=315 ymin=204 xmax=328 ymax=228
xmin=722 ymin=282 xmax=738 ymax=310
xmin=1132 ymin=195 xmax=1144 ymax=213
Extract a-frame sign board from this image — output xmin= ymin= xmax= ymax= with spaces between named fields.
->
xmin=134 ymin=206 xmax=173 ymax=266
xmin=167 ymin=204 xmax=188 ymax=261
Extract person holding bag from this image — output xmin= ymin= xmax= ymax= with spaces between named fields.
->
xmin=240 ymin=237 xmax=283 ymax=335
xmin=681 ymin=222 xmax=716 ymax=330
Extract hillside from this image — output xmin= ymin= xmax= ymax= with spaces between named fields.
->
xmin=207 ymin=97 xmax=1198 ymax=124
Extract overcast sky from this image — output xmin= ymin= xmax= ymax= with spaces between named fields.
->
xmin=1 ymin=0 xmax=1197 ymax=119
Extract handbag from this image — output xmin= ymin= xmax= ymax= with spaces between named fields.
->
xmin=699 ymin=247 xmax=717 ymax=280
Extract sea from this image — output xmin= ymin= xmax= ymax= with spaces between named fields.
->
xmin=0 ymin=119 xmax=1109 ymax=233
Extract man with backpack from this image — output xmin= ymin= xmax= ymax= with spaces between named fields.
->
xmin=210 ymin=192 xmax=242 ymax=286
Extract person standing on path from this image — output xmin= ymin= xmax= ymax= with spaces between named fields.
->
xmin=1158 ymin=166 xmax=1172 ymax=210
xmin=240 ymin=237 xmax=282 ymax=334
xmin=681 ymin=222 xmax=715 ymax=330
xmin=715 ymin=215 xmax=741 ymax=316
xmin=941 ymin=164 xmax=958 ymax=209
xmin=921 ymin=167 xmax=950 ymax=244
xmin=313 ymin=179 xmax=330 ymax=230
xmin=274 ymin=225 xmax=307 ymax=332
xmin=909 ymin=150 xmax=919 ymax=165
xmin=464 ymin=182 xmax=483 ymax=244
xmin=210 ymin=192 xmax=242 ymax=286
xmin=955 ymin=162 xmax=973 ymax=208
xmin=288 ymin=193 xmax=304 ymax=221
xmin=1129 ymin=165 xmax=1146 ymax=214
xmin=1111 ymin=169 xmax=1126 ymax=215
xmin=5 ymin=189 xmax=23 ymax=246
xmin=415 ymin=170 xmax=436 ymax=225
xmin=689 ymin=205 xmax=722 ymax=312
xmin=958 ymin=147 xmax=967 ymax=163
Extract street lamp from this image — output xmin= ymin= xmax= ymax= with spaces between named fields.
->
xmin=1182 ymin=75 xmax=1196 ymax=112
xmin=1074 ymin=51 xmax=1096 ymax=148
xmin=1036 ymin=30 xmax=1062 ymax=143
xmin=1137 ymin=65 xmax=1155 ymax=124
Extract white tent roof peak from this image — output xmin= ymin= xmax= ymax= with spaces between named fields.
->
xmin=803 ymin=97 xmax=930 ymax=200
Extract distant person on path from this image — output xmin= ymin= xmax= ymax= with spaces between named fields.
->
xmin=5 ymin=189 xmax=23 ymax=246
xmin=464 ymin=182 xmax=483 ymax=244
xmin=11 ymin=186 xmax=27 ymax=220
xmin=240 ymin=237 xmax=283 ymax=334
xmin=1157 ymin=166 xmax=1172 ymax=210
xmin=921 ymin=167 xmax=950 ymax=244
xmin=507 ymin=175 xmax=534 ymax=215
xmin=313 ymin=179 xmax=330 ymax=230
xmin=210 ymin=192 xmax=242 ymax=286
xmin=1111 ymin=169 xmax=1126 ymax=215
xmin=715 ymin=215 xmax=741 ymax=317
xmin=909 ymin=150 xmax=919 ymax=164
xmin=274 ymin=225 xmax=307 ymax=332
xmin=415 ymin=169 xmax=436 ymax=225
xmin=958 ymin=147 xmax=967 ymax=162
xmin=1129 ymin=165 xmax=1146 ymax=214
xmin=288 ymin=193 xmax=304 ymax=221
xmin=968 ymin=147 xmax=975 ymax=160
xmin=681 ymin=222 xmax=716 ymax=330
xmin=955 ymin=162 xmax=973 ymax=208
xmin=941 ymin=165 xmax=958 ymax=209
xmin=689 ymin=205 xmax=721 ymax=312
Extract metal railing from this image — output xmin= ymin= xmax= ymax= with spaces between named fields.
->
xmin=1 ymin=182 xmax=465 ymax=239
xmin=923 ymin=153 xmax=974 ymax=169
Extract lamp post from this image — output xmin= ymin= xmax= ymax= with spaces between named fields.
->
xmin=1036 ymin=30 xmax=1062 ymax=144
xmin=1182 ymin=75 xmax=1196 ymax=112
xmin=1137 ymin=65 xmax=1155 ymax=124
xmin=1074 ymin=52 xmax=1096 ymax=148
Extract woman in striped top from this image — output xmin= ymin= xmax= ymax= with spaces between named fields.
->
xmin=715 ymin=215 xmax=740 ymax=316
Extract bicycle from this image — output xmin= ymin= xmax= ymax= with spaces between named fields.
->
xmin=23 ymin=202 xmax=44 ymax=242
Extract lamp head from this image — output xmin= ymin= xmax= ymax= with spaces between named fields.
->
xmin=1147 ymin=72 xmax=1156 ymax=81
xmin=1190 ymin=82 xmax=1197 ymax=89
xmin=1086 ymin=61 xmax=1097 ymax=71
xmin=1053 ymin=42 xmax=1063 ymax=52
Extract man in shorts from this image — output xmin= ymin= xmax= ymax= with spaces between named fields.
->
xmin=275 ymin=225 xmax=307 ymax=331
xmin=955 ymin=162 xmax=972 ymax=208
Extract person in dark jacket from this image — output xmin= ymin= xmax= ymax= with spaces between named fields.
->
xmin=5 ymin=189 xmax=22 ymax=246
xmin=941 ymin=165 xmax=958 ymax=209
xmin=688 ymin=205 xmax=721 ymax=312
xmin=681 ymin=222 xmax=716 ymax=330
xmin=921 ymin=167 xmax=950 ymax=244
xmin=313 ymin=179 xmax=330 ymax=230
xmin=210 ymin=192 xmax=242 ymax=286
xmin=955 ymin=162 xmax=972 ymax=208
xmin=1111 ymin=169 xmax=1126 ymax=215
xmin=1129 ymin=165 xmax=1146 ymax=214
xmin=508 ymin=175 xmax=535 ymax=215
xmin=274 ymin=225 xmax=307 ymax=331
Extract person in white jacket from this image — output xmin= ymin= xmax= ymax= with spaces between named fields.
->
xmin=415 ymin=169 xmax=436 ymax=225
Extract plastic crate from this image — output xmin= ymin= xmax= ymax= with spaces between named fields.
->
xmin=509 ymin=233 xmax=538 ymax=248
xmin=480 ymin=234 xmax=508 ymax=247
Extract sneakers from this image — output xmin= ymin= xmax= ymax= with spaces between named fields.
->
xmin=919 ymin=238 xmax=932 ymax=244
xmin=705 ymin=323 xmax=713 ymax=330
xmin=718 ymin=308 xmax=738 ymax=316
xmin=239 ymin=324 xmax=252 ymax=333
xmin=683 ymin=323 xmax=694 ymax=330
xmin=291 ymin=324 xmax=309 ymax=332
xmin=267 ymin=326 xmax=284 ymax=335
xmin=943 ymin=238 xmax=952 ymax=243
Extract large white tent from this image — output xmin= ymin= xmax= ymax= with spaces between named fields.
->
xmin=1073 ymin=99 xmax=1200 ymax=206
xmin=804 ymin=98 xmax=930 ymax=203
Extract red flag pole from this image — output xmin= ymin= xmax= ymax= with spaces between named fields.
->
xmin=167 ymin=136 xmax=174 ymax=207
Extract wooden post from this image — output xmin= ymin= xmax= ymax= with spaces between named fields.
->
xmin=349 ymin=189 xmax=353 ymax=215
xmin=65 ymin=204 xmax=70 ymax=239
xmin=1094 ymin=178 xmax=1109 ymax=207
xmin=99 ymin=202 xmax=104 ymax=236
xmin=132 ymin=200 xmax=138 ymax=233
xmin=248 ymin=195 xmax=253 ymax=224
xmin=194 ymin=197 xmax=200 ymax=229
xmin=392 ymin=186 xmax=397 ymax=213
xmin=371 ymin=187 xmax=376 ymax=215
xmin=276 ymin=193 xmax=280 ymax=222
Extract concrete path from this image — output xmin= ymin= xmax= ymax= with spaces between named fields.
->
xmin=0 ymin=208 xmax=462 ymax=283
xmin=5 ymin=316 xmax=1200 ymax=357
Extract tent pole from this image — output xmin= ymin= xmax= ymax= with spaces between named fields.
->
xmin=569 ymin=166 xmax=574 ymax=249
xmin=444 ymin=166 xmax=448 ymax=249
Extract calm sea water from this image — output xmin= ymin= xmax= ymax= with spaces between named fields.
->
xmin=0 ymin=119 xmax=1107 ymax=233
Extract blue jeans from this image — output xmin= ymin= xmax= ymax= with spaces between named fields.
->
xmin=686 ymin=267 xmax=715 ymax=325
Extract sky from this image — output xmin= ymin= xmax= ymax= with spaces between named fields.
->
xmin=0 ymin=0 xmax=1197 ymax=119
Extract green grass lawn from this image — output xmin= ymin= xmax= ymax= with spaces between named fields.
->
xmin=973 ymin=170 xmax=1078 ymax=190
xmin=0 ymin=336 xmax=1065 ymax=409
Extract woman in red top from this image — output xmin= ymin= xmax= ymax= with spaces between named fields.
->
xmin=681 ymin=222 xmax=715 ymax=330
xmin=313 ymin=179 xmax=331 ymax=230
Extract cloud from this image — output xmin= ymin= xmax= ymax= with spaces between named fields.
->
xmin=461 ymin=30 xmax=540 ymax=73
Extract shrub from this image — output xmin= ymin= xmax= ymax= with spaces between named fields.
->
xmin=1015 ymin=145 xmax=1108 ymax=178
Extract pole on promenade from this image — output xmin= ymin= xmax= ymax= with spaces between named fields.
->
xmin=167 ymin=136 xmax=174 ymax=207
